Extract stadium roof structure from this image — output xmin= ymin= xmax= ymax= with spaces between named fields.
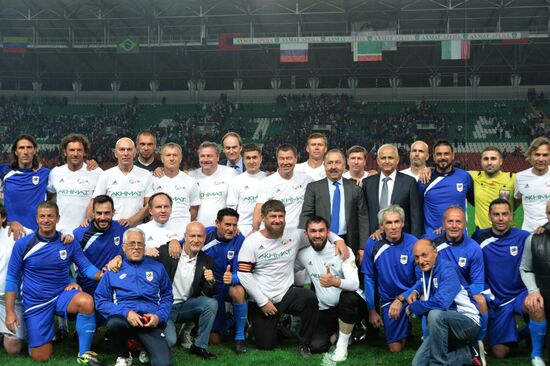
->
xmin=0 ymin=0 xmax=549 ymax=91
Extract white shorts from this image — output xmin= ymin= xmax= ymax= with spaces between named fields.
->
xmin=0 ymin=299 xmax=27 ymax=340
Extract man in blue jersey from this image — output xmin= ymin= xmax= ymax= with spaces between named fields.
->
xmin=5 ymin=201 xmax=103 ymax=364
xmin=201 ymin=208 xmax=247 ymax=354
xmin=0 ymin=134 xmax=50 ymax=235
xmin=362 ymin=204 xmax=417 ymax=352
xmin=418 ymin=139 xmax=473 ymax=234
xmin=427 ymin=206 xmax=488 ymax=360
xmin=407 ymin=239 xmax=481 ymax=366
xmin=73 ymin=195 xmax=126 ymax=296
xmin=95 ymin=228 xmax=173 ymax=366
xmin=472 ymin=199 xmax=546 ymax=364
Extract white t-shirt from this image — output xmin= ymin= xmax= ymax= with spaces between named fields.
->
xmin=47 ymin=163 xmax=102 ymax=233
xmin=257 ymin=171 xmax=313 ymax=228
xmin=0 ymin=227 xmax=32 ymax=296
xmin=400 ymin=167 xmax=419 ymax=181
xmin=227 ymin=171 xmax=267 ymax=230
xmin=238 ymin=228 xmax=308 ymax=306
xmin=152 ymin=172 xmax=201 ymax=239
xmin=92 ymin=165 xmax=153 ymax=222
xmin=296 ymin=242 xmax=362 ymax=310
xmin=189 ymin=165 xmax=238 ymax=227
xmin=295 ymin=161 xmax=326 ymax=181
xmin=343 ymin=171 xmax=369 ymax=181
xmin=172 ymin=252 xmax=197 ymax=304
xmin=136 ymin=220 xmax=178 ymax=249
xmin=514 ymin=167 xmax=550 ymax=232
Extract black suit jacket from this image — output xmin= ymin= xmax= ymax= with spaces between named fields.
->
xmin=362 ymin=172 xmax=423 ymax=237
xmin=155 ymin=243 xmax=217 ymax=298
xmin=299 ymin=177 xmax=370 ymax=251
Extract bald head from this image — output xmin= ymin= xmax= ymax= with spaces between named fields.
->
xmin=413 ymin=239 xmax=438 ymax=272
xmin=114 ymin=137 xmax=136 ymax=169
xmin=184 ymin=221 xmax=206 ymax=257
xmin=410 ymin=140 xmax=429 ymax=169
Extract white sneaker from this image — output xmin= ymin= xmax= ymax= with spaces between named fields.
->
xmin=115 ymin=355 xmax=133 ymax=366
xmin=138 ymin=350 xmax=149 ymax=363
xmin=331 ymin=347 xmax=348 ymax=362
xmin=477 ymin=340 xmax=487 ymax=366
xmin=532 ymin=356 xmax=546 ymax=366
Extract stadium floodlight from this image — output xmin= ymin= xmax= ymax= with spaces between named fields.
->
xmin=270 ymin=78 xmax=281 ymax=90
xmin=428 ymin=74 xmax=441 ymax=87
xmin=110 ymin=80 xmax=120 ymax=92
xmin=233 ymin=78 xmax=243 ymax=90
xmin=72 ymin=80 xmax=82 ymax=92
xmin=307 ymin=77 xmax=319 ymax=89
xmin=196 ymin=79 xmax=206 ymax=91
xmin=187 ymin=80 xmax=196 ymax=91
xmin=510 ymin=74 xmax=521 ymax=87
xmin=32 ymin=80 xmax=42 ymax=92
xmin=149 ymin=79 xmax=159 ymax=92
xmin=389 ymin=76 xmax=401 ymax=88
xmin=347 ymin=76 xmax=358 ymax=89
xmin=468 ymin=74 xmax=480 ymax=87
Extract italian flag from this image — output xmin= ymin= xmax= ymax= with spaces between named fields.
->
xmin=441 ymin=40 xmax=471 ymax=60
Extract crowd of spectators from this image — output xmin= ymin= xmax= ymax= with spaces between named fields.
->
xmin=0 ymin=94 xmax=547 ymax=171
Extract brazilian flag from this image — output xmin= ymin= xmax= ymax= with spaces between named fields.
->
xmin=117 ymin=38 xmax=139 ymax=54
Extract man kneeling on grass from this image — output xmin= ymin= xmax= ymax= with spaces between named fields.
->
xmin=406 ymin=239 xmax=481 ymax=366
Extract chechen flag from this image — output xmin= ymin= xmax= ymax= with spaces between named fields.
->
xmin=280 ymin=43 xmax=308 ymax=63
xmin=441 ymin=40 xmax=471 ymax=60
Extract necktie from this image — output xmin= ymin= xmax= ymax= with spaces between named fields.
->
xmin=330 ymin=181 xmax=341 ymax=234
xmin=380 ymin=177 xmax=390 ymax=209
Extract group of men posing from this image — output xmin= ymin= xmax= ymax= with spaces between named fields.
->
xmin=0 ymin=129 xmax=550 ymax=366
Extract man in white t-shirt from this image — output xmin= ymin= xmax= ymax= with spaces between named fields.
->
xmin=252 ymin=144 xmax=313 ymax=231
xmin=295 ymin=133 xmax=328 ymax=181
xmin=238 ymin=200 xmax=348 ymax=357
xmin=343 ymin=145 xmax=369 ymax=186
xmin=227 ymin=143 xmax=267 ymax=236
xmin=514 ymin=136 xmax=550 ymax=232
xmin=189 ymin=141 xmax=238 ymax=227
xmin=295 ymin=216 xmax=364 ymax=362
xmin=152 ymin=143 xmax=200 ymax=239
xmin=48 ymin=134 xmax=102 ymax=234
xmin=400 ymin=140 xmax=429 ymax=181
xmin=137 ymin=192 xmax=177 ymax=255
xmin=91 ymin=137 xmax=153 ymax=227
xmin=0 ymin=204 xmax=31 ymax=355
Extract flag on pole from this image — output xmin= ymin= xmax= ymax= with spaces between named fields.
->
xmin=353 ymin=42 xmax=382 ymax=62
xmin=3 ymin=37 xmax=29 ymax=54
xmin=117 ymin=38 xmax=139 ymax=54
xmin=218 ymin=34 xmax=244 ymax=51
xmin=441 ymin=40 xmax=471 ymax=60
xmin=280 ymin=43 xmax=308 ymax=63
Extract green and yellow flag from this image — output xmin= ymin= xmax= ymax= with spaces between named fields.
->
xmin=117 ymin=38 xmax=139 ymax=54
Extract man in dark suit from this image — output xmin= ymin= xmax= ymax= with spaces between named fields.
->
xmin=362 ymin=144 xmax=422 ymax=240
xmin=299 ymin=149 xmax=369 ymax=256
xmin=156 ymin=221 xmax=219 ymax=360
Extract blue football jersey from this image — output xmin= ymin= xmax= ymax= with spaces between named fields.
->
xmin=0 ymin=164 xmax=50 ymax=230
xmin=201 ymin=226 xmax=245 ymax=285
xmin=418 ymin=168 xmax=473 ymax=234
xmin=472 ymin=227 xmax=530 ymax=303
xmin=7 ymin=232 xmax=97 ymax=309
xmin=362 ymin=233 xmax=417 ymax=305
xmin=73 ymin=220 xmax=126 ymax=294
xmin=433 ymin=233 xmax=484 ymax=292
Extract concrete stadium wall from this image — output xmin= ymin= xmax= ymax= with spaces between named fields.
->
xmin=0 ymin=85 xmax=548 ymax=104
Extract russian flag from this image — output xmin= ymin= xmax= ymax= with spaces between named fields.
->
xmin=280 ymin=43 xmax=308 ymax=63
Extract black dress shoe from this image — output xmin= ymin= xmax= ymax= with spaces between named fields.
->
xmin=234 ymin=340 xmax=247 ymax=354
xmin=189 ymin=344 xmax=217 ymax=360
xmin=298 ymin=344 xmax=313 ymax=359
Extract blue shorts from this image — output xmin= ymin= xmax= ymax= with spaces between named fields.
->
xmin=213 ymin=285 xmax=231 ymax=332
xmin=24 ymin=289 xmax=80 ymax=348
xmin=488 ymin=291 xmax=528 ymax=347
xmin=381 ymin=301 xmax=410 ymax=344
